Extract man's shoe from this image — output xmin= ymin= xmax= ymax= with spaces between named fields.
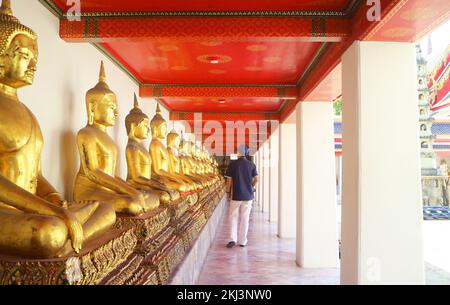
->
xmin=226 ymin=241 xmax=236 ymax=248
xmin=239 ymin=244 xmax=246 ymax=248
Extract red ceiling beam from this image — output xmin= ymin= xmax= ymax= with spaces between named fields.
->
xmin=60 ymin=17 xmax=351 ymax=43
xmin=141 ymin=86 xmax=297 ymax=99
xmin=170 ymin=112 xmax=279 ymax=121
xmin=279 ymin=0 xmax=450 ymax=123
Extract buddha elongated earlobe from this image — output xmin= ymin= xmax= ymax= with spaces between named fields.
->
xmin=88 ymin=102 xmax=94 ymax=125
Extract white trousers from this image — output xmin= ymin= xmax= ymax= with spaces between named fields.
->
xmin=228 ymin=200 xmax=253 ymax=245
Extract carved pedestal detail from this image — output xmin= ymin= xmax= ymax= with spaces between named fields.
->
xmin=0 ymin=228 xmax=136 ymax=285
xmin=114 ymin=207 xmax=170 ymax=245
xmin=163 ymin=197 xmax=189 ymax=220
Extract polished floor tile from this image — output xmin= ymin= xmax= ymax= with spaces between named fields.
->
xmin=197 ymin=204 xmax=450 ymax=285
xmin=197 ymin=206 xmax=340 ymax=285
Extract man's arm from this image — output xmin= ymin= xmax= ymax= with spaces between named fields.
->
xmin=251 ymin=163 xmax=259 ymax=188
xmin=226 ymin=177 xmax=232 ymax=201
xmin=252 ymin=175 xmax=259 ymax=187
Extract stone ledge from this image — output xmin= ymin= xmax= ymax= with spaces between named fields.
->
xmin=169 ymin=195 xmax=226 ymax=285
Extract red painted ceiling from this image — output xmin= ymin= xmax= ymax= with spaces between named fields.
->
xmin=102 ymin=41 xmax=321 ymax=85
xmin=365 ymin=0 xmax=450 ymax=42
xmin=45 ymin=0 xmax=450 ymax=123
xmin=162 ymin=98 xmax=282 ymax=112
xmin=52 ymin=0 xmax=352 ymax=12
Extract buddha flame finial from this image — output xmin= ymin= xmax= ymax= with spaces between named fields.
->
xmin=0 ymin=0 xmax=12 ymax=16
xmin=99 ymin=60 xmax=106 ymax=82
xmin=133 ymin=93 xmax=139 ymax=108
xmin=150 ymin=102 xmax=165 ymax=128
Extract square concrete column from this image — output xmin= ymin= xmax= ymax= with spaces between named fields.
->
xmin=269 ymin=124 xmax=280 ymax=222
xmin=257 ymin=148 xmax=264 ymax=210
xmin=341 ymin=41 xmax=424 ymax=284
xmin=262 ymin=140 xmax=270 ymax=214
xmin=278 ymin=123 xmax=297 ymax=238
xmin=254 ymin=152 xmax=259 ymax=206
xmin=296 ymin=102 xmax=339 ymax=268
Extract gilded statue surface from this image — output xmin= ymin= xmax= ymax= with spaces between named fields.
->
xmin=0 ymin=0 xmax=115 ymax=258
xmin=178 ymin=136 xmax=210 ymax=188
xmin=125 ymin=94 xmax=180 ymax=205
xmin=149 ymin=104 xmax=194 ymax=193
xmin=73 ymin=61 xmax=158 ymax=216
xmin=167 ymin=129 xmax=203 ymax=190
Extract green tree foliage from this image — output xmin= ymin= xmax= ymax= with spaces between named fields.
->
xmin=333 ymin=98 xmax=342 ymax=116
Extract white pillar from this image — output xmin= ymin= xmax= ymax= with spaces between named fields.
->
xmin=269 ymin=124 xmax=279 ymax=222
xmin=296 ymin=102 xmax=339 ymax=268
xmin=257 ymin=148 xmax=263 ymax=210
xmin=254 ymin=152 xmax=259 ymax=206
xmin=341 ymin=41 xmax=424 ymax=285
xmin=278 ymin=123 xmax=297 ymax=238
xmin=262 ymin=140 xmax=270 ymax=215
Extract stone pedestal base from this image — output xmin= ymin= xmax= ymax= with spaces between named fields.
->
xmin=164 ymin=197 xmax=189 ymax=220
xmin=114 ymin=207 xmax=170 ymax=244
xmin=169 ymin=195 xmax=226 ymax=284
xmin=0 ymin=228 xmax=136 ymax=285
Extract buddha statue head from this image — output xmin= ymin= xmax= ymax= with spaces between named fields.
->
xmin=150 ymin=103 xmax=167 ymax=140
xmin=0 ymin=0 xmax=38 ymax=89
xmin=125 ymin=93 xmax=149 ymax=140
xmin=179 ymin=133 xmax=189 ymax=155
xmin=86 ymin=61 xmax=118 ymax=126
xmin=167 ymin=129 xmax=180 ymax=149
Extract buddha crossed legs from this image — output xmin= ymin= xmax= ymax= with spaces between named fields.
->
xmin=0 ymin=1 xmax=115 ymax=259
xmin=74 ymin=62 xmax=159 ymax=215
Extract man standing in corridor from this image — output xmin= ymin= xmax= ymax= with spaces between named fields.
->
xmin=225 ymin=145 xmax=259 ymax=248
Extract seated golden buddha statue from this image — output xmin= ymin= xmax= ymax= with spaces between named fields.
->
xmin=200 ymin=144 xmax=219 ymax=182
xmin=167 ymin=129 xmax=203 ymax=191
xmin=149 ymin=104 xmax=193 ymax=193
xmin=74 ymin=62 xmax=158 ymax=215
xmin=125 ymin=94 xmax=180 ymax=205
xmin=0 ymin=1 xmax=115 ymax=259
xmin=180 ymin=139 xmax=212 ymax=187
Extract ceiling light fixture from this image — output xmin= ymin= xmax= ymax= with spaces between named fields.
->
xmin=206 ymin=55 xmax=221 ymax=64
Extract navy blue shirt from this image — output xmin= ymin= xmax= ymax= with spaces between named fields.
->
xmin=225 ymin=157 xmax=258 ymax=201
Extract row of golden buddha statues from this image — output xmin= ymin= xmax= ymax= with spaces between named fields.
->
xmin=0 ymin=0 xmax=225 ymax=284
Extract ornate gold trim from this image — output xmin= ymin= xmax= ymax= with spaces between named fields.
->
xmin=40 ymin=0 xmax=364 ymax=19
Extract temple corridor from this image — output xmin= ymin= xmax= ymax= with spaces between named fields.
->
xmin=197 ymin=205 xmax=340 ymax=285
xmin=195 ymin=200 xmax=450 ymax=285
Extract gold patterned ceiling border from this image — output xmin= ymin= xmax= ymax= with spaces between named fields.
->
xmin=39 ymin=0 xmax=364 ymax=19
xmin=171 ymin=110 xmax=280 ymax=115
xmin=141 ymin=83 xmax=297 ymax=88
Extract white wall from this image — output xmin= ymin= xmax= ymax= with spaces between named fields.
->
xmin=296 ymin=102 xmax=339 ymax=268
xmin=341 ymin=41 xmax=424 ymax=284
xmin=278 ymin=123 xmax=296 ymax=238
xmin=14 ymin=0 xmax=171 ymax=200
xmin=269 ymin=125 xmax=279 ymax=222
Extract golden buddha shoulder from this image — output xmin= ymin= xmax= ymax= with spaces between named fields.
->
xmin=178 ymin=136 xmax=210 ymax=188
xmin=74 ymin=61 xmax=159 ymax=215
xmin=167 ymin=129 xmax=204 ymax=190
xmin=149 ymin=103 xmax=194 ymax=193
xmin=125 ymin=94 xmax=180 ymax=204
xmin=0 ymin=0 xmax=115 ymax=259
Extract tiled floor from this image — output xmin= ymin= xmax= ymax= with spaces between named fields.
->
xmin=197 ymin=205 xmax=340 ymax=285
xmin=197 ymin=204 xmax=450 ymax=285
